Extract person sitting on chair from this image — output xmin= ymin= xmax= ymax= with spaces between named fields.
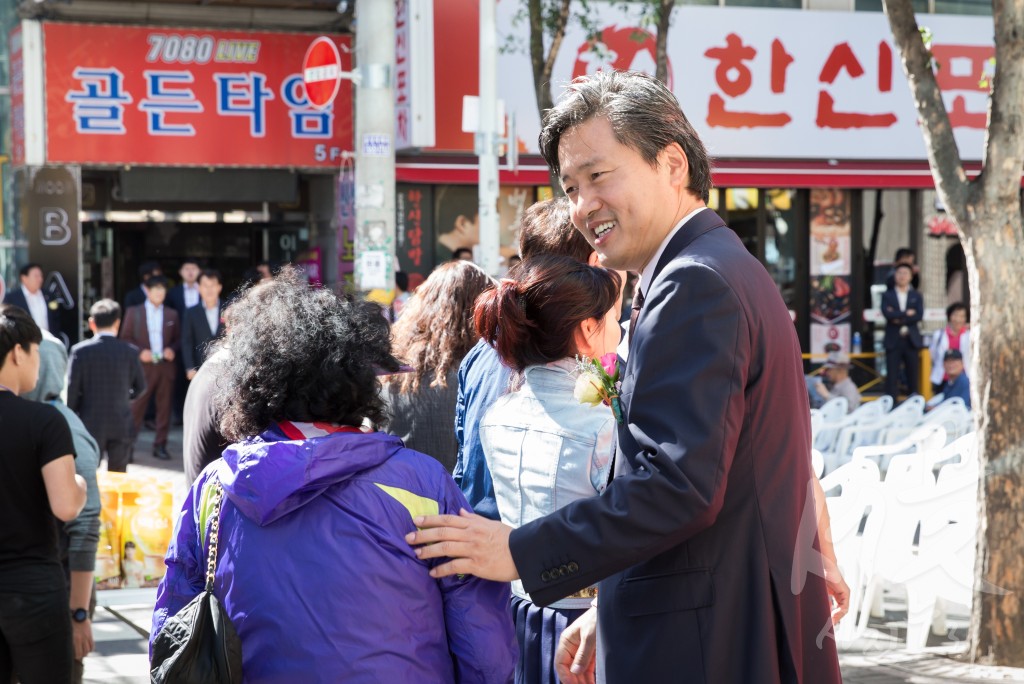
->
xmin=811 ymin=352 xmax=860 ymax=413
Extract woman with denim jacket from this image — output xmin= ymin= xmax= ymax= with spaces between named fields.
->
xmin=475 ymin=255 xmax=622 ymax=684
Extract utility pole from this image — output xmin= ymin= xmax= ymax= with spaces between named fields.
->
xmin=354 ymin=0 xmax=396 ymax=293
xmin=476 ymin=0 xmax=500 ymax=277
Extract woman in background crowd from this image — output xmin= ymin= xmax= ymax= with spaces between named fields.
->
xmin=151 ymin=268 xmax=515 ymax=682
xmin=475 ymin=255 xmax=622 ymax=684
xmin=929 ymin=301 xmax=970 ymax=394
xmin=382 ymin=260 xmax=496 ymax=471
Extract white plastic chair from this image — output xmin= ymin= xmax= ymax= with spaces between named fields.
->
xmin=828 ymin=396 xmax=927 ymax=471
xmin=852 ymin=425 xmax=951 ymax=638
xmin=811 ymin=448 xmax=824 ymax=479
xmin=820 ymin=458 xmax=882 ymax=641
xmin=904 ymin=432 xmax=978 ymax=650
xmin=921 ymin=398 xmax=973 ymax=442
xmin=812 ymin=397 xmax=849 ymax=453
xmin=850 ymin=423 xmax=947 ymax=475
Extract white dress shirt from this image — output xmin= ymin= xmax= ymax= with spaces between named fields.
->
xmin=144 ymin=300 xmax=165 ymax=356
xmin=204 ymin=301 xmax=220 ymax=336
xmin=22 ymin=286 xmax=49 ymax=332
xmin=183 ymin=284 xmax=200 ymax=309
xmin=637 ymin=206 xmax=708 ymax=302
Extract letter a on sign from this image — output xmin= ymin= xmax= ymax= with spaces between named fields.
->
xmin=302 ymin=37 xmax=342 ymax=111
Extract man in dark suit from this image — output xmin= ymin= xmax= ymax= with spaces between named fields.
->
xmin=4 ymin=263 xmax=61 ymax=337
xmin=166 ymin=259 xmax=201 ymax=319
xmin=882 ymin=262 xmax=925 ymax=400
xmin=167 ymin=259 xmax=202 ymax=420
xmin=408 ymin=71 xmax=843 ymax=683
xmin=123 ymin=260 xmax=162 ymax=310
xmin=181 ymin=269 xmax=224 ymax=381
xmin=119 ymin=275 xmax=180 ymax=460
xmin=67 ymin=300 xmax=146 ymax=473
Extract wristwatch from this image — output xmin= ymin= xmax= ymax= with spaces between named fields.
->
xmin=71 ymin=608 xmax=89 ymax=623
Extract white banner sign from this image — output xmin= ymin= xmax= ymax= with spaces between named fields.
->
xmin=497 ymin=4 xmax=993 ymax=161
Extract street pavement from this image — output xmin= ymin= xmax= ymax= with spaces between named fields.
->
xmin=83 ymin=427 xmax=1024 ymax=683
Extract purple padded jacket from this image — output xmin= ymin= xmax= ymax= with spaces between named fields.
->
xmin=151 ymin=423 xmax=516 ymax=683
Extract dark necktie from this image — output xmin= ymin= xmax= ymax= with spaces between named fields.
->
xmin=628 ymin=286 xmax=645 ymax=349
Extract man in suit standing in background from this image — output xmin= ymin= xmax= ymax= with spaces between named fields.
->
xmin=408 ymin=71 xmax=842 ymax=683
xmin=167 ymin=259 xmax=202 ymax=422
xmin=123 ymin=261 xmax=162 ymax=310
xmin=67 ymin=300 xmax=146 ymax=473
xmin=4 ymin=263 xmax=61 ymax=339
xmin=181 ymin=269 xmax=225 ymax=381
xmin=119 ymin=275 xmax=179 ymax=461
xmin=882 ymin=262 xmax=925 ymax=401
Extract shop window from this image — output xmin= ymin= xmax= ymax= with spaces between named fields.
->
xmin=855 ymin=0 xmax=928 ymax=11
xmin=725 ymin=0 xmax=802 ymax=8
xmin=724 ymin=188 xmax=759 ymax=257
xmin=934 ymin=0 xmax=991 ymax=14
xmin=766 ymin=189 xmax=801 ymax=314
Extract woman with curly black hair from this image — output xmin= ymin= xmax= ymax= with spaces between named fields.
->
xmin=382 ymin=260 xmax=496 ymax=471
xmin=151 ymin=268 xmax=516 ymax=682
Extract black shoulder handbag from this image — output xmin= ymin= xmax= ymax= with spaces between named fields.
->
xmin=151 ymin=480 xmax=243 ymax=683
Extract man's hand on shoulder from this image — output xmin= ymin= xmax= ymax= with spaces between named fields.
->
xmin=406 ymin=509 xmax=518 ymax=581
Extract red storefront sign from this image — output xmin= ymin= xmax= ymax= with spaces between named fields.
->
xmin=43 ymin=23 xmax=352 ymax=167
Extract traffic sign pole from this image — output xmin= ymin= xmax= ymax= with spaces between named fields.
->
xmin=353 ymin=0 xmax=396 ymax=294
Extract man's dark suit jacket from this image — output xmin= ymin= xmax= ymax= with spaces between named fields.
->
xmin=167 ymin=284 xmax=199 ymax=320
xmin=67 ymin=335 xmax=147 ymax=442
xmin=181 ymin=302 xmax=224 ymax=373
xmin=4 ymin=287 xmax=61 ymax=337
xmin=509 ymin=209 xmax=841 ymax=683
xmin=124 ymin=285 xmax=147 ymax=310
xmin=119 ymin=303 xmax=181 ymax=358
xmin=881 ymin=288 xmax=924 ymax=350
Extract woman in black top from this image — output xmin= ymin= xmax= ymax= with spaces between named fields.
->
xmin=0 ymin=305 xmax=86 ymax=684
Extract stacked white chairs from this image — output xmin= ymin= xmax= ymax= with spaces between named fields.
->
xmin=812 ymin=397 xmax=849 ymax=453
xmin=829 ymin=396 xmax=926 ymax=471
xmin=904 ymin=433 xmax=978 ymax=650
xmin=880 ymin=397 xmax=972 ymax=446
xmin=851 ymin=425 xmax=949 ymax=639
xmin=819 ymin=458 xmax=882 ymax=642
xmin=832 ymin=427 xmax=980 ymax=651
xmin=813 ymin=397 xmax=895 ymax=460
xmin=849 ymin=422 xmax=947 ymax=477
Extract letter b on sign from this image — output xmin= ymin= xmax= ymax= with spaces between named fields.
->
xmin=41 ymin=208 xmax=72 ymax=246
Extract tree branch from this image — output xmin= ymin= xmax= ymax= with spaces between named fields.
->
xmin=655 ymin=0 xmax=675 ymax=84
xmin=529 ymin=0 xmax=546 ymax=110
xmin=883 ymin=0 xmax=970 ymax=214
xmin=980 ymin=0 xmax=1024 ymax=205
xmin=543 ymin=0 xmax=573 ymax=88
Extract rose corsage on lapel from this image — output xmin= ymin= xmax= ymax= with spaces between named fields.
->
xmin=573 ymin=352 xmax=623 ymax=423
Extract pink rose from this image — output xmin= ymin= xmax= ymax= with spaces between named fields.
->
xmin=600 ymin=353 xmax=619 ymax=379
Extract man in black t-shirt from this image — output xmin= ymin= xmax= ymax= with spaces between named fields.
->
xmin=0 ymin=304 xmax=85 ymax=684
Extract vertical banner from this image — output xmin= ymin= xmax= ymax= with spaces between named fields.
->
xmin=9 ymin=24 xmax=25 ymax=167
xmin=336 ymin=165 xmax=356 ymax=290
xmin=808 ymin=188 xmax=852 ymax=354
xmin=20 ymin=165 xmax=82 ymax=346
xmin=395 ymin=0 xmax=436 ymax=150
xmin=395 ymin=183 xmax=433 ymax=290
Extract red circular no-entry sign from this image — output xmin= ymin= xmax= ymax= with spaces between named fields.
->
xmin=302 ymin=36 xmax=342 ymax=110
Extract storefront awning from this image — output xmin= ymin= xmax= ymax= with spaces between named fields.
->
xmin=395 ymin=156 xmax=984 ymax=189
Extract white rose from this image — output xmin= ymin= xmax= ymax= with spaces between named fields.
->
xmin=574 ymin=372 xmax=604 ymax=406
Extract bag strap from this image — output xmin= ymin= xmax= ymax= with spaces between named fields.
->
xmin=198 ymin=479 xmax=225 ymax=592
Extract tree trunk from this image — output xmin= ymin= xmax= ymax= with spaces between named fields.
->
xmin=655 ymin=0 xmax=675 ymax=85
xmin=884 ymin=0 xmax=1024 ymax=664
xmin=968 ymin=205 xmax=1024 ymax=664
xmin=528 ymin=0 xmax=571 ymax=192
